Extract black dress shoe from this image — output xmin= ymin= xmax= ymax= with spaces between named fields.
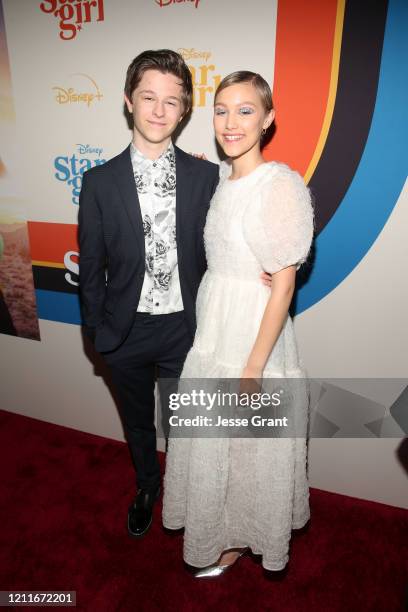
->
xmin=127 ymin=487 xmax=160 ymax=538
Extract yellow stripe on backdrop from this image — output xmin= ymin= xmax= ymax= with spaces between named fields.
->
xmin=304 ymin=0 xmax=346 ymax=184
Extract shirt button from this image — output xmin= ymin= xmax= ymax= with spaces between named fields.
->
xmin=155 ymin=302 xmax=159 ymax=306
xmin=153 ymin=163 xmax=156 ymax=167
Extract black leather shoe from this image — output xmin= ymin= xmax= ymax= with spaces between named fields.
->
xmin=127 ymin=487 xmax=160 ymax=538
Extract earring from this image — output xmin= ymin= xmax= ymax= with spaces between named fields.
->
xmin=261 ymin=128 xmax=267 ymax=136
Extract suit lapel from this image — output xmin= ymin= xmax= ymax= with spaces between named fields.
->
xmin=112 ymin=145 xmax=145 ymax=259
xmin=175 ymin=146 xmax=194 ymax=269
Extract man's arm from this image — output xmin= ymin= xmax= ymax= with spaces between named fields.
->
xmin=210 ymin=165 xmax=220 ymax=198
xmin=78 ymin=171 xmax=107 ymax=343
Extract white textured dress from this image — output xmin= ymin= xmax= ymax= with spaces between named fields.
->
xmin=162 ymin=161 xmax=314 ymax=571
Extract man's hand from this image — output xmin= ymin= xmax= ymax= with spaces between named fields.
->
xmin=260 ymin=271 xmax=272 ymax=287
xmin=189 ymin=152 xmax=208 ymax=160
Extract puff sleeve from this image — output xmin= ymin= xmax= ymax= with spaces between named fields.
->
xmin=243 ymin=165 xmax=314 ymax=274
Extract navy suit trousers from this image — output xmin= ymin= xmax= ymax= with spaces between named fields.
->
xmin=102 ymin=311 xmax=192 ymax=491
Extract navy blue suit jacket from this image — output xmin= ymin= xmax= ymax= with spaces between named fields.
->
xmin=78 ymin=144 xmax=219 ymax=352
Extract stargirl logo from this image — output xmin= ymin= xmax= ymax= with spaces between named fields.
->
xmin=54 ymin=144 xmax=106 ymax=205
xmin=64 ymin=250 xmax=79 ymax=287
xmin=39 ymin=0 xmax=105 ymax=41
xmin=179 ymin=49 xmax=221 ymax=107
xmin=155 ymin=0 xmax=200 ymax=8
xmin=52 ymin=74 xmax=103 ymax=107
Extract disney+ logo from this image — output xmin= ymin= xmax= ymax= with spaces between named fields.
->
xmin=54 ymin=145 xmax=105 ymax=205
xmin=52 ymin=73 xmax=103 ymax=107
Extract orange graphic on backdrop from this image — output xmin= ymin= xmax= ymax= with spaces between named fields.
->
xmin=28 ymin=222 xmax=78 ymax=266
xmin=264 ymin=0 xmax=341 ymax=178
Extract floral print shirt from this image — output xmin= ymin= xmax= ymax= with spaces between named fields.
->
xmin=130 ymin=142 xmax=183 ymax=314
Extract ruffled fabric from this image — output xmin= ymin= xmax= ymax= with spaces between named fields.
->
xmin=243 ymin=163 xmax=314 ymax=273
xmin=162 ymin=161 xmax=314 ymax=571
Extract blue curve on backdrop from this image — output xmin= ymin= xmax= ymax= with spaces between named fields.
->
xmin=295 ymin=0 xmax=408 ymax=315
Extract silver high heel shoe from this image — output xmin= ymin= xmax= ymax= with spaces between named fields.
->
xmin=193 ymin=548 xmax=248 ymax=579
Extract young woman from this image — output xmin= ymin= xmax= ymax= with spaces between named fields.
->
xmin=162 ymin=71 xmax=314 ymax=576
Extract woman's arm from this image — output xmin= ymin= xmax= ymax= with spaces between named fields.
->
xmin=241 ymin=166 xmax=314 ymax=380
xmin=242 ymin=265 xmax=296 ymax=379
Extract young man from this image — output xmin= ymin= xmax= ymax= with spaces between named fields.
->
xmin=78 ymin=49 xmax=219 ymax=538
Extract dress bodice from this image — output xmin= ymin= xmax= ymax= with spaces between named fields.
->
xmin=204 ymin=163 xmax=267 ymax=280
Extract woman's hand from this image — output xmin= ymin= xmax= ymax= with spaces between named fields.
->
xmin=239 ymin=365 xmax=263 ymax=397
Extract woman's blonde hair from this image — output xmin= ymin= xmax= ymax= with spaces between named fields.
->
xmin=214 ymin=70 xmax=274 ymax=113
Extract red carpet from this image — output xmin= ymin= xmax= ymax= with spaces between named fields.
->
xmin=0 ymin=409 xmax=406 ymax=611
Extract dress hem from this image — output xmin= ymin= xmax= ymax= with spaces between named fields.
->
xmin=163 ymin=514 xmax=311 ymax=571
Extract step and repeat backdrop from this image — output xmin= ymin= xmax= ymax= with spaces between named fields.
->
xmin=1 ymin=0 xmax=407 ymax=506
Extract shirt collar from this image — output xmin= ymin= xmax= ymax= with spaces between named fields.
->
xmin=130 ymin=141 xmax=175 ymax=172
